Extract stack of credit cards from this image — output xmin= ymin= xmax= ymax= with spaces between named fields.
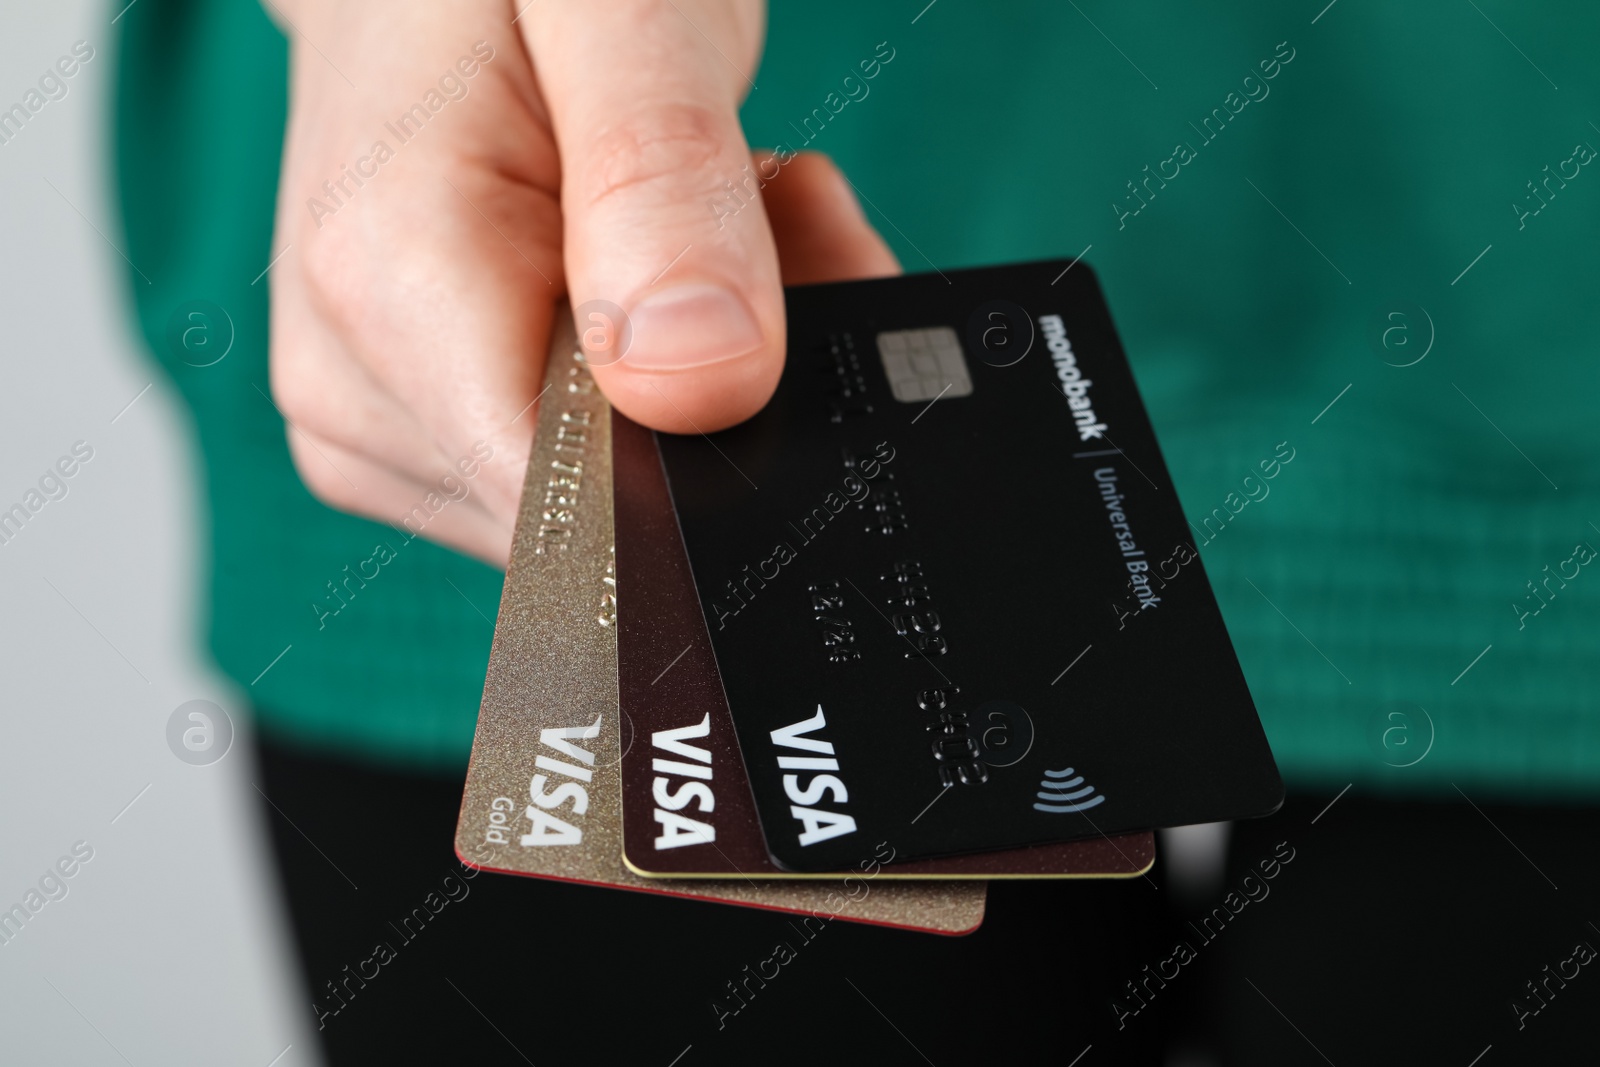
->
xmin=455 ymin=260 xmax=1283 ymax=936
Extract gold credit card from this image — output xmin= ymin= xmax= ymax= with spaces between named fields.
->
xmin=454 ymin=309 xmax=987 ymax=935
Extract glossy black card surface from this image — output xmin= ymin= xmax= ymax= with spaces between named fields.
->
xmin=655 ymin=260 xmax=1283 ymax=872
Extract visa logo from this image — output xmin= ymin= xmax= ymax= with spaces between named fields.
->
xmin=771 ymin=705 xmax=857 ymax=846
xmin=1040 ymin=314 xmax=1108 ymax=442
xmin=651 ymin=713 xmax=717 ymax=850
xmin=520 ymin=715 xmax=601 ymax=847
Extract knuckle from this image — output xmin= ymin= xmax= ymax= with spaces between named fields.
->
xmin=579 ymin=103 xmax=735 ymax=208
xmin=286 ymin=432 xmax=357 ymax=510
xmin=267 ymin=354 xmax=332 ymax=438
xmin=298 ymin=229 xmax=366 ymax=325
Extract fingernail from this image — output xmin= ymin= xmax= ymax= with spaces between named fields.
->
xmin=623 ymin=284 xmax=763 ymax=370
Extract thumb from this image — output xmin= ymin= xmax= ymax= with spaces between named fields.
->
xmin=523 ymin=1 xmax=781 ymax=433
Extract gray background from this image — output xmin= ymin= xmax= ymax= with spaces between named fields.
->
xmin=0 ymin=3 xmax=317 ymax=1063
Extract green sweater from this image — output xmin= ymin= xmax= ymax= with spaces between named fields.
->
xmin=117 ymin=0 xmax=1600 ymax=795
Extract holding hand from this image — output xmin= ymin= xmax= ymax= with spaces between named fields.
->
xmin=265 ymin=0 xmax=896 ymax=564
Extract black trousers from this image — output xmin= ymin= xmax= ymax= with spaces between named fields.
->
xmin=256 ymin=730 xmax=1599 ymax=1065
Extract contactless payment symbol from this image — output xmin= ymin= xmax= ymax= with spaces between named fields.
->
xmin=1033 ymin=766 xmax=1105 ymax=814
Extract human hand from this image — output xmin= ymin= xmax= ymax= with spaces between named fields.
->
xmin=265 ymin=0 xmax=896 ymax=565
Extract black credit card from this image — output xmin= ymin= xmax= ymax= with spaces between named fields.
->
xmin=655 ymin=260 xmax=1283 ymax=872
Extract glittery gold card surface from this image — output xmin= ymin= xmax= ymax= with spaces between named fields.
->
xmin=454 ymin=309 xmax=986 ymax=935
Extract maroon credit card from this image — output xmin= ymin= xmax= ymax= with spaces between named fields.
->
xmin=612 ymin=409 xmax=1154 ymax=879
